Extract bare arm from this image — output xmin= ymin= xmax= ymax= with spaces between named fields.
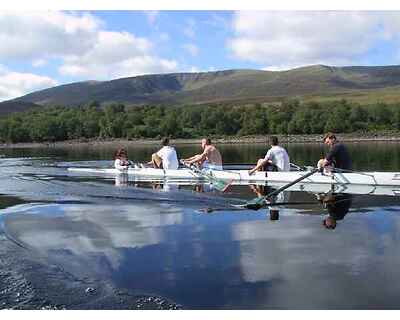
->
xmin=183 ymin=154 xmax=200 ymax=162
xmin=147 ymin=152 xmax=158 ymax=165
xmin=184 ymin=149 xmax=208 ymax=165
xmin=185 ymin=153 xmax=206 ymax=164
xmin=150 ymin=148 xmax=163 ymax=161
xmin=248 ymin=159 xmax=271 ymax=175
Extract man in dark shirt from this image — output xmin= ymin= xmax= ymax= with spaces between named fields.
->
xmin=318 ymin=133 xmax=352 ymax=171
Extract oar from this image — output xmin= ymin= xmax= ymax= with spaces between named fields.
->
xmin=127 ymin=160 xmax=138 ymax=167
xmin=244 ymin=167 xmax=321 ymax=210
xmin=290 ymin=162 xmax=306 ymax=171
xmin=180 ymin=160 xmax=232 ymax=192
xmin=198 ymin=201 xmax=319 ymax=213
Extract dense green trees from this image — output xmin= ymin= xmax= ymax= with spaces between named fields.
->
xmin=0 ymin=99 xmax=399 ymax=143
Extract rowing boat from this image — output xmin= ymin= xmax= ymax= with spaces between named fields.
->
xmin=67 ymin=166 xmax=400 ymax=187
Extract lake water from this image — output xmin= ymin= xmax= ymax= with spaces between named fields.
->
xmin=0 ymin=142 xmax=400 ymax=309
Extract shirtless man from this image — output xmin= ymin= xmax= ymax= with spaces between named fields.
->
xmin=183 ymin=138 xmax=223 ymax=170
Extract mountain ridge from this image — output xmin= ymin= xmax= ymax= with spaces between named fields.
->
xmin=2 ymin=64 xmax=400 ymax=115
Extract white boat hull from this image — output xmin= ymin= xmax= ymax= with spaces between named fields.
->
xmin=67 ymin=167 xmax=400 ymax=187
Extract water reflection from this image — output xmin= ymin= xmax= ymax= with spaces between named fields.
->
xmin=247 ymin=185 xmax=291 ymax=221
xmin=115 ymin=173 xmax=128 ymax=187
xmin=321 ymin=193 xmax=353 ymax=230
xmin=1 ymin=145 xmax=400 ymax=309
xmin=0 ymin=194 xmax=29 ymax=209
xmin=2 ymin=179 xmax=400 ymax=308
xmin=2 ymin=203 xmax=184 ymax=273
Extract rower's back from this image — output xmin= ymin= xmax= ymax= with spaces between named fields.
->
xmin=265 ymin=145 xmax=290 ymax=171
xmin=326 ymin=142 xmax=352 ymax=170
xmin=205 ymin=144 xmax=222 ymax=166
xmin=264 ymin=136 xmax=290 ymax=172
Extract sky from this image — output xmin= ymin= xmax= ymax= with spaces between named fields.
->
xmin=2 ymin=9 xmax=400 ymax=101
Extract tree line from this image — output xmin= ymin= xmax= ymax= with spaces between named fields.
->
xmin=1 ymin=99 xmax=400 ymax=143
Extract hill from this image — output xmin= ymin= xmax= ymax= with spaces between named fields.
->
xmin=0 ymin=101 xmax=42 ymax=115
xmin=2 ymin=64 xmax=400 ymax=115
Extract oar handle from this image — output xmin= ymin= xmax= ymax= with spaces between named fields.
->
xmin=127 ymin=161 xmax=143 ymax=168
xmin=179 ymin=159 xmax=191 ymax=167
xmin=179 ymin=159 xmax=197 ymax=170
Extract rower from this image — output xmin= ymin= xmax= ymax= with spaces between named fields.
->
xmin=317 ymin=133 xmax=352 ymax=174
xmin=248 ymin=184 xmax=284 ymax=220
xmin=148 ymin=137 xmax=179 ymax=170
xmin=248 ymin=136 xmax=290 ymax=175
xmin=183 ymin=138 xmax=223 ymax=170
xmin=114 ymin=148 xmax=129 ymax=171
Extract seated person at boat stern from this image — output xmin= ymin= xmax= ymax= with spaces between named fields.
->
xmin=114 ymin=148 xmax=130 ymax=171
xmin=148 ymin=138 xmax=179 ymax=170
xmin=317 ymin=133 xmax=352 ymax=173
xmin=183 ymin=138 xmax=223 ymax=170
xmin=249 ymin=136 xmax=290 ymax=175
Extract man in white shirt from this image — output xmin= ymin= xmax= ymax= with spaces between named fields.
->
xmin=148 ymin=138 xmax=179 ymax=170
xmin=249 ymin=136 xmax=290 ymax=174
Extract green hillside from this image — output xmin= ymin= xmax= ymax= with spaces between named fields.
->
xmin=2 ymin=64 xmax=400 ymax=115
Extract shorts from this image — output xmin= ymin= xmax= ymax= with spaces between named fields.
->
xmin=202 ymin=161 xmax=223 ymax=171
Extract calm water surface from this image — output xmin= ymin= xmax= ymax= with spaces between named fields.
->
xmin=0 ymin=142 xmax=400 ymax=309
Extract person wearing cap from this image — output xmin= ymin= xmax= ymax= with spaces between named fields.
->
xmin=148 ymin=137 xmax=179 ymax=170
xmin=317 ymin=133 xmax=352 ymax=173
xmin=248 ymin=136 xmax=290 ymax=175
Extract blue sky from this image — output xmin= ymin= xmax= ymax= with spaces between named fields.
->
xmin=1 ymin=10 xmax=400 ymax=101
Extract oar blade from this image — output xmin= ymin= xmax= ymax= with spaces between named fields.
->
xmin=242 ymin=197 xmax=266 ymax=210
xmin=213 ymin=179 xmax=233 ymax=192
xmin=180 ymin=160 xmax=232 ymax=193
xmin=244 ymin=167 xmax=320 ymax=209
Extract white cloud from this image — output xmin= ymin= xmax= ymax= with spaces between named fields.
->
xmin=228 ymin=11 xmax=400 ymax=69
xmin=74 ymin=31 xmax=151 ymax=64
xmin=59 ymin=55 xmax=178 ymax=79
xmin=0 ymin=66 xmax=57 ymax=101
xmin=182 ymin=43 xmax=199 ymax=57
xmin=189 ymin=66 xmax=200 ymax=73
xmin=59 ymin=30 xmax=178 ymax=78
xmin=0 ymin=11 xmax=101 ymax=60
xmin=0 ymin=11 xmax=180 ymax=81
xmin=262 ymin=64 xmax=304 ymax=72
xmin=32 ymin=59 xmax=47 ymax=68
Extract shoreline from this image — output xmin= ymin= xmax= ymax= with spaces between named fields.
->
xmin=1 ymin=133 xmax=400 ymax=149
